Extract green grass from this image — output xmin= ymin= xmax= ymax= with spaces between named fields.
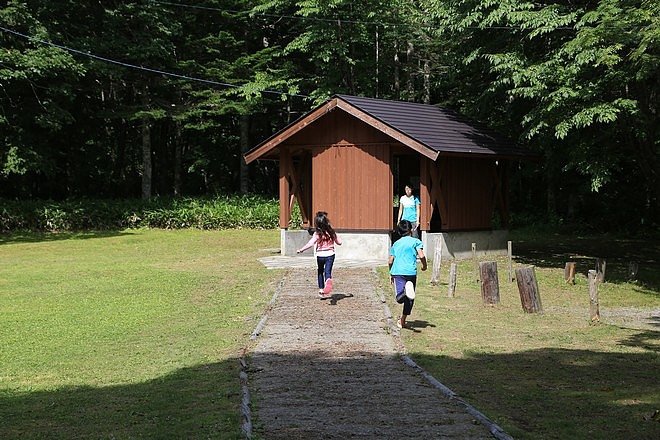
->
xmin=0 ymin=229 xmax=280 ymax=439
xmin=381 ymin=231 xmax=660 ymax=439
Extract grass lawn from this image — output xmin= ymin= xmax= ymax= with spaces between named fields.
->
xmin=0 ymin=229 xmax=280 ymax=439
xmin=381 ymin=231 xmax=660 ymax=439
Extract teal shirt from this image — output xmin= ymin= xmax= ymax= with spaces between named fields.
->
xmin=399 ymin=195 xmax=420 ymax=222
xmin=389 ymin=236 xmax=423 ymax=276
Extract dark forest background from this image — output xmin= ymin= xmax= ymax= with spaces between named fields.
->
xmin=1 ymin=0 xmax=658 ymax=232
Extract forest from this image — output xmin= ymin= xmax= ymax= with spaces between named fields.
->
xmin=1 ymin=0 xmax=658 ymax=232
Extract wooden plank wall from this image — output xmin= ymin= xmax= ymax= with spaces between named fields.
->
xmin=312 ymin=145 xmax=392 ymax=230
xmin=441 ymin=157 xmax=495 ymax=230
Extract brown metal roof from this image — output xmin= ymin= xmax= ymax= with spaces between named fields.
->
xmin=336 ymin=94 xmax=531 ymax=158
xmin=244 ymin=94 xmax=534 ymax=163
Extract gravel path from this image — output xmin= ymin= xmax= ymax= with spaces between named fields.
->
xmin=246 ymin=267 xmax=499 ymax=439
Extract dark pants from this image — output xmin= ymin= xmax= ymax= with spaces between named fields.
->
xmin=317 ymin=254 xmax=335 ymax=288
xmin=393 ymin=274 xmax=416 ymax=315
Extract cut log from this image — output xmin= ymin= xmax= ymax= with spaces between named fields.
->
xmin=515 ymin=266 xmax=543 ymax=313
xmin=588 ymin=269 xmax=600 ymax=322
xmin=472 ymin=242 xmax=479 ymax=282
xmin=430 ymin=237 xmax=443 ymax=285
xmin=479 ymin=261 xmax=500 ymax=305
xmin=447 ymin=262 xmax=457 ymax=298
xmin=507 ymin=241 xmax=513 ymax=282
xmin=564 ymin=262 xmax=576 ymax=285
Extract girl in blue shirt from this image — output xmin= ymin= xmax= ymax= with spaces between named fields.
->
xmin=389 ymin=220 xmax=427 ymax=329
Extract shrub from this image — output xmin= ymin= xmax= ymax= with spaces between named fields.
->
xmin=0 ymin=195 xmax=295 ymax=232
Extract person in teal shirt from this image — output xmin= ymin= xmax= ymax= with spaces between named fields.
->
xmin=389 ymin=220 xmax=427 ymax=329
xmin=397 ymin=184 xmax=421 ymax=238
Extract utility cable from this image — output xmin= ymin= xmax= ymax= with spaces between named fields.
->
xmin=0 ymin=25 xmax=309 ymax=99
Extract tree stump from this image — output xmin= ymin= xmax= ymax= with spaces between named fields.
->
xmin=430 ymin=237 xmax=443 ymax=285
xmin=595 ymin=258 xmax=606 ymax=283
xmin=479 ymin=261 xmax=499 ymax=305
xmin=564 ymin=262 xmax=576 ymax=285
xmin=628 ymin=262 xmax=639 ymax=281
xmin=588 ymin=269 xmax=600 ymax=322
xmin=515 ymin=266 xmax=543 ymax=313
xmin=447 ymin=262 xmax=457 ymax=298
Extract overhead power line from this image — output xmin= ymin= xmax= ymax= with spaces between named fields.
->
xmin=0 ymin=25 xmax=308 ymax=99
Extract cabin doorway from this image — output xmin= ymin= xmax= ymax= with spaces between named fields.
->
xmin=392 ymin=154 xmax=420 ymax=237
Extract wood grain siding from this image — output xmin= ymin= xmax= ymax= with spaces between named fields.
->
xmin=287 ymin=110 xmax=394 ymax=146
xmin=442 ymin=157 xmax=495 ymax=230
xmin=312 ymin=145 xmax=392 ymax=230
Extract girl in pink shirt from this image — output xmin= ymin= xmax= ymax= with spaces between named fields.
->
xmin=297 ymin=211 xmax=342 ymax=298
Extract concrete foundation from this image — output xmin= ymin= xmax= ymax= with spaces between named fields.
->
xmin=281 ymin=229 xmax=508 ymax=262
xmin=281 ymin=229 xmax=391 ymax=260
xmin=422 ymin=230 xmax=509 ymax=261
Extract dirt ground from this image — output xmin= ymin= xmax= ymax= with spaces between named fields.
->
xmin=246 ymin=267 xmax=500 ymax=439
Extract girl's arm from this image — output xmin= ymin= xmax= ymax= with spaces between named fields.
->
xmin=417 ymin=248 xmax=428 ymax=271
xmin=297 ymin=233 xmax=318 ymax=253
xmin=397 ymin=203 xmax=403 ymax=223
xmin=416 ymin=200 xmax=421 ymax=226
xmin=334 ymin=234 xmax=342 ymax=245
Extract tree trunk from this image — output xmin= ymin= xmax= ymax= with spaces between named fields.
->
xmin=422 ymin=59 xmax=430 ymax=104
xmin=173 ymin=120 xmax=182 ymax=197
xmin=140 ymin=89 xmax=152 ymax=200
xmin=393 ymin=40 xmax=400 ymax=98
xmin=406 ymin=41 xmax=414 ymax=100
xmin=239 ymin=114 xmax=250 ymax=194
xmin=479 ymin=261 xmax=500 ymax=305
xmin=516 ymin=266 xmax=542 ymax=313
xmin=628 ymin=262 xmax=639 ymax=280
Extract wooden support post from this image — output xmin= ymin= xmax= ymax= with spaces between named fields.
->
xmin=564 ymin=262 xmax=576 ymax=285
xmin=472 ymin=242 xmax=479 ymax=282
xmin=430 ymin=237 xmax=443 ymax=285
xmin=507 ymin=240 xmax=513 ymax=282
xmin=479 ymin=261 xmax=500 ymax=305
xmin=628 ymin=262 xmax=639 ymax=281
xmin=588 ymin=269 xmax=600 ymax=322
xmin=447 ymin=262 xmax=457 ymax=298
xmin=515 ymin=266 xmax=543 ymax=313
xmin=595 ymin=258 xmax=606 ymax=283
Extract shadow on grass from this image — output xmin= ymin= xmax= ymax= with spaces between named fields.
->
xmin=0 ymin=360 xmax=244 ymax=440
xmin=512 ymin=233 xmax=660 ymax=291
xmin=0 ymin=230 xmax=132 ymax=245
xmin=412 ymin=343 xmax=660 ymax=439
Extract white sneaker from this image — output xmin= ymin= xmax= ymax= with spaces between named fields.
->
xmin=404 ymin=281 xmax=415 ymax=299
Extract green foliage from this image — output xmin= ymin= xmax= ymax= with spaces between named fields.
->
xmin=0 ymin=195 xmax=281 ymax=232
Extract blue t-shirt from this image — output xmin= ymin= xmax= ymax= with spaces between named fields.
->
xmin=399 ymin=195 xmax=420 ymax=222
xmin=389 ymin=236 xmax=423 ymax=276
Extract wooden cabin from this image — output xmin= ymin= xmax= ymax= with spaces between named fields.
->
xmin=244 ymin=95 xmax=535 ymax=260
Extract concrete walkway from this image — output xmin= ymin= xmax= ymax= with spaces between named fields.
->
xmin=244 ymin=266 xmax=511 ymax=439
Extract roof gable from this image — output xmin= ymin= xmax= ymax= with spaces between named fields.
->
xmin=244 ymin=94 xmax=532 ymax=164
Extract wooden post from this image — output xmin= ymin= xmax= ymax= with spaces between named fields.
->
xmin=430 ymin=237 xmax=443 ymax=285
xmin=515 ymin=266 xmax=543 ymax=313
xmin=588 ymin=269 xmax=600 ymax=322
xmin=564 ymin=262 xmax=576 ymax=285
xmin=628 ymin=262 xmax=639 ymax=281
xmin=447 ymin=262 xmax=457 ymax=298
xmin=479 ymin=261 xmax=500 ymax=305
xmin=472 ymin=242 xmax=479 ymax=282
xmin=507 ymin=240 xmax=513 ymax=282
xmin=595 ymin=258 xmax=606 ymax=283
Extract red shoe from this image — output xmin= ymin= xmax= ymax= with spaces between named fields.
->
xmin=323 ymin=278 xmax=333 ymax=294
